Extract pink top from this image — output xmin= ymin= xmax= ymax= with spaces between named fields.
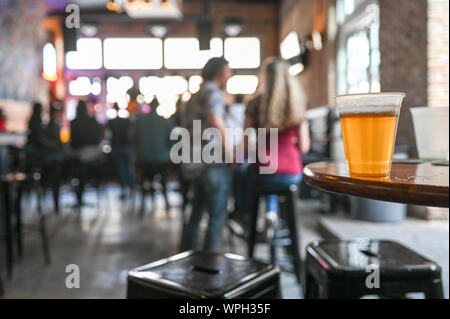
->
xmin=256 ymin=126 xmax=303 ymax=175
xmin=247 ymin=96 xmax=303 ymax=175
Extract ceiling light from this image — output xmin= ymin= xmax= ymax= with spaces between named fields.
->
xmin=161 ymin=0 xmax=171 ymax=8
xmin=312 ymin=31 xmax=323 ymax=51
xmin=106 ymin=0 xmax=123 ymax=12
xmin=80 ymin=24 xmax=99 ymax=37
xmin=148 ymin=24 xmax=169 ymax=38
xmin=107 ymin=0 xmax=182 ymax=19
xmin=223 ymin=18 xmax=245 ymax=37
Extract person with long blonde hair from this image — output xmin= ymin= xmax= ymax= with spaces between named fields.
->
xmin=244 ymin=58 xmax=310 ymax=238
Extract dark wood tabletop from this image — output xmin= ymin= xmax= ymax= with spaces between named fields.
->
xmin=303 ymin=161 xmax=449 ymax=208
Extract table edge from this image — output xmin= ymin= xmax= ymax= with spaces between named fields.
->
xmin=303 ymin=163 xmax=449 ymax=208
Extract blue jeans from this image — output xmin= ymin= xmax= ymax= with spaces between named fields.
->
xmin=111 ymin=146 xmax=134 ymax=190
xmin=252 ymin=169 xmax=303 ymax=214
xmin=181 ymin=166 xmax=232 ymax=253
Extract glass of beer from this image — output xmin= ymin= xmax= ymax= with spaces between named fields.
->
xmin=336 ymin=93 xmax=405 ymax=178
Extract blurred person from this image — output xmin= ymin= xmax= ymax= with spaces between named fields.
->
xmin=134 ymin=96 xmax=173 ymax=211
xmin=225 ymin=94 xmax=250 ymax=234
xmin=44 ymin=101 xmax=65 ymax=212
xmin=172 ymin=95 xmax=193 ymax=215
xmin=244 ymin=58 xmax=310 ymax=240
xmin=24 ymin=102 xmax=52 ymax=170
xmin=127 ymin=86 xmax=141 ymax=115
xmin=180 ymin=57 xmax=234 ymax=253
xmin=45 ymin=102 xmax=63 ymax=151
xmin=0 ymin=109 xmax=7 ymax=132
xmin=70 ymin=100 xmax=103 ymax=207
xmin=107 ymin=103 xmax=134 ymax=199
xmin=24 ymin=102 xmax=65 ymax=211
xmin=26 ymin=102 xmax=48 ymax=150
xmin=225 ymin=94 xmax=246 ymax=142
xmin=0 ymin=109 xmax=8 ymax=174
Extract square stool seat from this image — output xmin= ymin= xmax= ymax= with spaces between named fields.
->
xmin=127 ymin=251 xmax=281 ymax=299
xmin=305 ymin=239 xmax=444 ymax=299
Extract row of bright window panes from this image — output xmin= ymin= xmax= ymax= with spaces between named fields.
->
xmin=68 ymin=75 xmax=260 ymax=97
xmin=66 ymin=37 xmax=261 ymax=70
xmin=345 ymin=29 xmax=380 ymax=94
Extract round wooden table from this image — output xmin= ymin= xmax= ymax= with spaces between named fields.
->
xmin=303 ymin=161 xmax=449 ymax=208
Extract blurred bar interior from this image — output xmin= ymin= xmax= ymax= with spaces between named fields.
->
xmin=0 ymin=0 xmax=448 ymax=299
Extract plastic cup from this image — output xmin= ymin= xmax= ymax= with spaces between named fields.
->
xmin=335 ymin=93 xmax=405 ymax=177
xmin=410 ymin=107 xmax=449 ymax=161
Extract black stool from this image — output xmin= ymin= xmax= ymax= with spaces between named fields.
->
xmin=247 ymin=183 xmax=302 ymax=284
xmin=127 ymin=251 xmax=281 ymax=299
xmin=135 ymin=162 xmax=171 ymax=215
xmin=1 ymin=173 xmax=27 ymax=278
xmin=305 ymin=239 xmax=444 ymax=299
xmin=16 ymin=170 xmax=51 ymax=265
xmin=2 ymin=171 xmax=51 ymax=274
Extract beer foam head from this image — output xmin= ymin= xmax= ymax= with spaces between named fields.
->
xmin=335 ymin=92 xmax=406 ymax=116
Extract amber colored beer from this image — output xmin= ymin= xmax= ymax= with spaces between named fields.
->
xmin=340 ymin=112 xmax=398 ymax=177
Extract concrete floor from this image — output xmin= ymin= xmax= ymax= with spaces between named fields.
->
xmin=1 ymin=185 xmax=323 ymax=299
xmin=3 ymin=185 xmax=446 ymax=299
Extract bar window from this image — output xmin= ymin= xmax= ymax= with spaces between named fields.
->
xmin=69 ymin=77 xmax=101 ymax=96
xmin=103 ymin=38 xmax=163 ymax=69
xmin=336 ymin=0 xmax=380 ymax=94
xmin=224 ymin=37 xmax=260 ymax=69
xmin=66 ymin=38 xmax=102 ymax=70
xmin=164 ymin=38 xmax=223 ymax=69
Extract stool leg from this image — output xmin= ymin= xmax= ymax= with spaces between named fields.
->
xmin=270 ymin=241 xmax=277 ymax=264
xmin=149 ymin=185 xmax=155 ymax=213
xmin=0 ymin=273 xmax=4 ymax=296
xmin=2 ymin=183 xmax=14 ymax=278
xmin=275 ymin=276 xmax=283 ymax=299
xmin=286 ymin=191 xmax=302 ymax=284
xmin=37 ymin=187 xmax=51 ymax=265
xmin=16 ymin=183 xmax=23 ymax=259
xmin=326 ymin=282 xmax=358 ymax=299
xmin=425 ymin=281 xmax=444 ymax=299
xmin=140 ymin=182 xmax=146 ymax=216
xmin=304 ymin=270 xmax=319 ymax=299
xmin=248 ymin=193 xmax=259 ymax=258
xmin=162 ymin=174 xmax=170 ymax=215
xmin=181 ymin=181 xmax=189 ymax=215
xmin=227 ymin=226 xmax=235 ymax=254
xmin=268 ymin=197 xmax=281 ymax=265
xmin=96 ymin=181 xmax=101 ymax=211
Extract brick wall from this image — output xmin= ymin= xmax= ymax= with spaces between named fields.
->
xmin=211 ymin=0 xmax=279 ymax=59
xmin=100 ymin=0 xmax=279 ymax=63
xmin=428 ymin=0 xmax=449 ymax=107
xmin=279 ymin=0 xmax=330 ymax=109
xmin=379 ymin=0 xmax=428 ymax=155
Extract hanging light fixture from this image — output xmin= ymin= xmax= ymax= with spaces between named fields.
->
xmin=80 ymin=23 xmax=99 ymax=37
xmin=161 ymin=0 xmax=171 ymax=8
xmin=106 ymin=0 xmax=182 ymax=19
xmin=106 ymin=0 xmax=123 ymax=12
xmin=222 ymin=18 xmax=245 ymax=37
xmin=147 ymin=24 xmax=170 ymax=38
